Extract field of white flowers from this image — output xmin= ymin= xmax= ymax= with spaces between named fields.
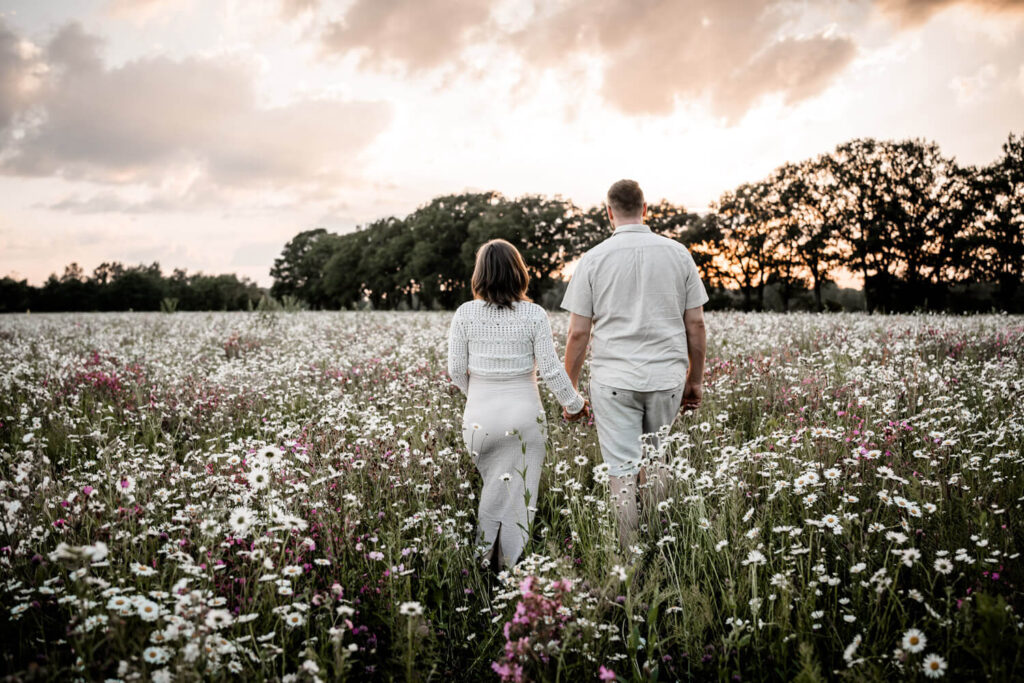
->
xmin=1 ymin=310 xmax=1022 ymax=682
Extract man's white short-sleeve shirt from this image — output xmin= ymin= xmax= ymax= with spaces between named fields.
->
xmin=560 ymin=223 xmax=709 ymax=391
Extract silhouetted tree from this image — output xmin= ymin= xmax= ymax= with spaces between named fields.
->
xmin=405 ymin=193 xmax=501 ymax=309
xmin=464 ymin=195 xmax=582 ymax=301
xmin=270 ymin=228 xmax=342 ymax=308
xmin=973 ymin=132 xmax=1024 ymax=309
xmin=713 ymin=183 xmax=775 ymax=310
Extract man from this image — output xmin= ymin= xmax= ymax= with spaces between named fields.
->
xmin=561 ymin=179 xmax=708 ymax=550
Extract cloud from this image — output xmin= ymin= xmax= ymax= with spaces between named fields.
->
xmin=320 ymin=0 xmax=491 ymax=71
xmin=105 ymin=0 xmax=193 ymax=22
xmin=949 ymin=63 xmax=999 ymax=104
xmin=0 ymin=22 xmax=391 ymax=196
xmin=508 ymin=0 xmax=858 ymax=120
xmin=314 ymin=1 xmax=858 ymax=121
xmin=875 ymin=0 xmax=1024 ymax=25
xmin=709 ymin=37 xmax=858 ymax=121
xmin=0 ymin=20 xmax=45 ymax=132
xmin=281 ymin=0 xmax=319 ymax=20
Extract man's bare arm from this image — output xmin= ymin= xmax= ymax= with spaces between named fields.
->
xmin=564 ymin=313 xmax=592 ymax=390
xmin=681 ymin=306 xmax=706 ymax=412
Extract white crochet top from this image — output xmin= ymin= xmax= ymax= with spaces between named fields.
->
xmin=447 ymin=300 xmax=586 ymax=413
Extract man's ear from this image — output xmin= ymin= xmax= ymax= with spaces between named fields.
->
xmin=606 ymin=205 xmax=614 ymax=223
xmin=641 ymin=202 xmax=648 ymax=218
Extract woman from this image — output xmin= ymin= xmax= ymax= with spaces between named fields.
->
xmin=447 ymin=239 xmax=589 ymax=570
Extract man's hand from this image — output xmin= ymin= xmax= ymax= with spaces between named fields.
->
xmin=563 ymin=399 xmax=591 ymax=422
xmin=681 ymin=382 xmax=703 ymax=413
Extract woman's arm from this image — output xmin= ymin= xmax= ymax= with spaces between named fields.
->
xmin=532 ymin=308 xmax=585 ymax=413
xmin=447 ymin=309 xmax=470 ymax=395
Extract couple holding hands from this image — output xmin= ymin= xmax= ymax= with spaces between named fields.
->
xmin=447 ymin=179 xmax=709 ymax=569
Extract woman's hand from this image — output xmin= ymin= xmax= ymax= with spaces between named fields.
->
xmin=563 ymin=398 xmax=591 ymax=422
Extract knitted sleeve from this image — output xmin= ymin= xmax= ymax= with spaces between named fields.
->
xmin=447 ymin=307 xmax=470 ymax=395
xmin=532 ymin=307 xmax=585 ymax=413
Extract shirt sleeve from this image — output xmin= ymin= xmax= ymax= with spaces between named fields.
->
xmin=683 ymin=251 xmax=710 ymax=310
xmin=447 ymin=307 xmax=470 ymax=395
xmin=532 ymin=307 xmax=585 ymax=413
xmin=560 ymin=257 xmax=594 ymax=318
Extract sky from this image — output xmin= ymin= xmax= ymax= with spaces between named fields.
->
xmin=0 ymin=0 xmax=1022 ymax=287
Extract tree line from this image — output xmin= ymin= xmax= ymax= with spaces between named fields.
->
xmin=270 ymin=133 xmax=1022 ymax=313
xmin=2 ymin=132 xmax=1020 ymax=314
xmin=0 ymin=262 xmax=264 ymax=313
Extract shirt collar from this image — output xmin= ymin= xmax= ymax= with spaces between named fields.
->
xmin=612 ymin=223 xmax=651 ymax=235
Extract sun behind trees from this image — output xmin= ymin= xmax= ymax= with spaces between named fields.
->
xmin=270 ymin=132 xmax=1023 ymax=314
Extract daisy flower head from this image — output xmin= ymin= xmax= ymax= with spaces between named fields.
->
xmin=934 ymin=558 xmax=954 ymax=575
xmin=228 ymin=507 xmax=254 ymax=535
xmin=282 ymin=565 xmax=303 ymax=578
xmin=248 ymin=467 xmax=271 ymax=490
xmin=399 ymin=601 xmax=423 ymax=617
xmin=136 ymin=599 xmax=160 ymax=621
xmin=257 ymin=444 xmax=285 ymax=467
xmin=107 ymin=594 xmax=134 ymax=616
xmin=902 ymin=628 xmax=927 ymax=653
xmin=142 ymin=646 xmax=171 ymax=665
xmin=131 ymin=562 xmax=156 ymax=577
xmin=922 ymin=653 xmax=947 ymax=678
xmin=284 ymin=612 xmax=305 ymax=628
xmin=205 ymin=609 xmax=233 ymax=630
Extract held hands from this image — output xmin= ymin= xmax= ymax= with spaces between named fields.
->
xmin=563 ymin=398 xmax=591 ymax=422
xmin=680 ymin=381 xmax=703 ymax=413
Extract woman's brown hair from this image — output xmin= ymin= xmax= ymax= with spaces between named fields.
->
xmin=471 ymin=239 xmax=531 ymax=309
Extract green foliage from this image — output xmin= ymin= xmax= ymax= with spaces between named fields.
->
xmin=267 ymin=131 xmax=1024 ymax=314
xmin=0 ymin=262 xmax=264 ymax=312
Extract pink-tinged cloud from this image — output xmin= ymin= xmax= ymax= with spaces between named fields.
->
xmin=0 ymin=21 xmax=391 ymax=195
xmin=876 ymin=0 xmax=1024 ymax=25
xmin=316 ymin=0 xmax=858 ymax=121
xmin=320 ymin=0 xmax=490 ymax=71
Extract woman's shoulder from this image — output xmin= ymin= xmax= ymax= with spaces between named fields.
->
xmin=455 ymin=300 xmax=482 ymax=316
xmin=520 ymin=301 xmax=549 ymax=320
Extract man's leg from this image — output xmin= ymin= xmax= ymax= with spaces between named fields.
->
xmin=638 ymin=383 xmax=685 ymax=523
xmin=589 ymin=380 xmax=644 ymax=551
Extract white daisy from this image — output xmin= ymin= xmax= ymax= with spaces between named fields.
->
xmin=922 ymin=653 xmax=947 ymax=678
xmin=228 ymin=506 xmax=254 ymax=535
xmin=902 ymin=628 xmax=927 ymax=653
xmin=398 ymin=601 xmax=423 ymax=616
xmin=205 ymin=609 xmax=233 ymax=630
xmin=136 ymin=599 xmax=160 ymax=622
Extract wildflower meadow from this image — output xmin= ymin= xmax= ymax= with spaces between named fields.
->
xmin=1 ymin=310 xmax=1022 ymax=682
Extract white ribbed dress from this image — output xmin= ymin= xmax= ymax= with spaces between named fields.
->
xmin=447 ymin=300 xmax=585 ymax=567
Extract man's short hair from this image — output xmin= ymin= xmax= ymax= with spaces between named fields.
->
xmin=606 ymin=179 xmax=645 ymax=217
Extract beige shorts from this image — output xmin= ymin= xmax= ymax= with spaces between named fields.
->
xmin=589 ymin=379 xmax=684 ymax=477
